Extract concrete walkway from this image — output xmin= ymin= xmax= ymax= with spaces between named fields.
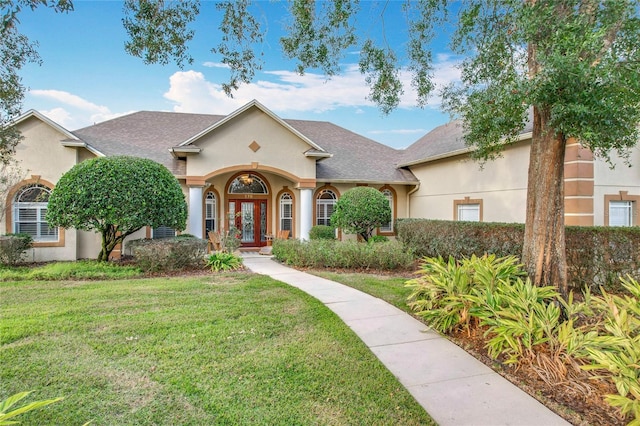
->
xmin=242 ymin=253 xmax=570 ymax=426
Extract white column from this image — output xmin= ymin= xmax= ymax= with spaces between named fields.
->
xmin=299 ymin=188 xmax=313 ymax=241
xmin=188 ymin=185 xmax=204 ymax=238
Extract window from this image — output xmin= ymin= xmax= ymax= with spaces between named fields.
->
xmin=228 ymin=173 xmax=268 ymax=194
xmin=279 ymin=192 xmax=293 ymax=234
xmin=457 ymin=204 xmax=480 ymax=222
xmin=153 ymin=226 xmax=176 ymax=239
xmin=605 ymin=192 xmax=639 ymax=227
xmin=454 ymin=197 xmax=482 ymax=222
xmin=205 ymin=191 xmax=217 ymax=232
xmin=13 ymin=184 xmax=58 ymax=241
xmin=609 ymin=201 xmax=632 ymax=227
xmin=316 ymin=189 xmax=337 ymax=226
xmin=379 ymin=187 xmax=394 ymax=234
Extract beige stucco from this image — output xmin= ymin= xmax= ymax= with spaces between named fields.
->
xmin=185 ymin=106 xmax=317 ymax=182
xmin=3 ymin=115 xmax=84 ymax=261
xmin=593 ymin=146 xmax=640 ymax=225
xmin=408 ymin=140 xmax=530 ymax=223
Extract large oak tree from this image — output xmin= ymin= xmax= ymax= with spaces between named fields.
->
xmin=5 ymin=0 xmax=640 ymax=295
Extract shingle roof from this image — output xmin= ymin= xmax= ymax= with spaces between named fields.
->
xmin=72 ymin=111 xmax=224 ymax=175
xmin=72 ymin=110 xmax=418 ymax=184
xmin=400 ymin=112 xmax=534 ymax=167
xmin=284 ymin=119 xmax=417 ymax=183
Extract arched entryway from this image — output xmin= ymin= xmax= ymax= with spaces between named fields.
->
xmin=226 ymin=172 xmax=270 ymax=247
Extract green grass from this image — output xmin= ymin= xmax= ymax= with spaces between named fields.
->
xmin=310 ymin=270 xmax=415 ymax=313
xmin=0 ymin=260 xmax=143 ymax=281
xmin=1 ymin=272 xmax=434 ymax=425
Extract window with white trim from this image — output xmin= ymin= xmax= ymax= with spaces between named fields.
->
xmin=153 ymin=226 xmax=176 ymax=239
xmin=380 ymin=188 xmax=394 ymax=233
xmin=13 ymin=184 xmax=58 ymax=241
xmin=205 ymin=191 xmax=217 ymax=232
xmin=280 ymin=192 xmax=293 ymax=233
xmin=316 ymin=189 xmax=336 ymax=226
xmin=609 ymin=201 xmax=633 ymax=227
xmin=457 ymin=203 xmax=480 ymax=222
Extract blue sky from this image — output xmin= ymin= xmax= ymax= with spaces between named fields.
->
xmin=18 ymin=0 xmax=461 ymax=149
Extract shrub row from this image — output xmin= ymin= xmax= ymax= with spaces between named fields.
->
xmin=406 ymin=255 xmax=640 ymax=424
xmin=127 ymin=235 xmax=208 ymax=272
xmin=396 ymin=219 xmax=640 ymax=292
xmin=272 ymin=239 xmax=414 ymax=271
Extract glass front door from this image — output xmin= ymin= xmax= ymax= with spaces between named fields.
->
xmin=229 ymin=199 xmax=268 ymax=247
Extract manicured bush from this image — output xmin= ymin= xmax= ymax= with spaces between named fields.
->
xmin=0 ymin=233 xmax=32 ymax=266
xmin=272 ymin=239 xmax=413 ymax=271
xmin=397 ymin=219 xmax=640 ymax=292
xmin=368 ymin=235 xmax=389 ymax=243
xmin=308 ymin=225 xmax=336 ymax=240
xmin=127 ymin=235 xmax=207 ymax=272
xmin=330 ymin=187 xmax=391 ymax=242
xmin=47 ymin=156 xmax=188 ymax=261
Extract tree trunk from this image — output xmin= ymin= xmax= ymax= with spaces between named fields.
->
xmin=521 ymin=105 xmax=569 ymax=298
xmin=98 ymin=224 xmax=120 ymax=262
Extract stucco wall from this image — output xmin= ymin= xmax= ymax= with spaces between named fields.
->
xmin=185 ymin=107 xmax=317 ymax=180
xmin=408 ymin=141 xmax=530 ymax=223
xmin=3 ymin=116 xmax=81 ymax=261
xmin=593 ymin=145 xmax=640 ymax=225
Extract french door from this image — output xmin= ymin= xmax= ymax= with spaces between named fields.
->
xmin=228 ymin=199 xmax=268 ymax=247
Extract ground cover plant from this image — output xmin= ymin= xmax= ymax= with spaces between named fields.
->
xmin=0 ymin=260 xmax=142 ymax=281
xmin=310 ymin=263 xmax=639 ymax=426
xmin=0 ymin=272 xmax=434 ymax=425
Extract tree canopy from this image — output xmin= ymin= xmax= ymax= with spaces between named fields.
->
xmin=46 ymin=156 xmax=187 ymax=261
xmin=330 ymin=187 xmax=391 ymax=242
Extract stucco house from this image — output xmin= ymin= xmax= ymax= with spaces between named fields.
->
xmin=5 ymin=99 xmax=639 ymax=262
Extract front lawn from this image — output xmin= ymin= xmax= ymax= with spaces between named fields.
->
xmin=0 ymin=273 xmax=433 ymax=425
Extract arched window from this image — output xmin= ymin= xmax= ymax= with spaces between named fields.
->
xmin=205 ymin=191 xmax=217 ymax=232
xmin=279 ymin=192 xmax=293 ymax=234
xmin=228 ymin=174 xmax=268 ymax=194
xmin=316 ymin=189 xmax=337 ymax=226
xmin=13 ymin=184 xmax=58 ymax=241
xmin=380 ymin=188 xmax=394 ymax=233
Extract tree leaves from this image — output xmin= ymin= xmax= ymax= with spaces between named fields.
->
xmin=123 ymin=0 xmax=199 ymax=67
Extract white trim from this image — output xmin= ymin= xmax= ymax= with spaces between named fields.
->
xmin=176 ymin=99 xmax=329 ymax=154
xmin=10 ymin=110 xmax=79 ymax=141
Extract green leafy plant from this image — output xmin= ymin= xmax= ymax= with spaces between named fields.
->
xmin=581 ymin=276 xmax=640 ymax=424
xmin=330 ymin=187 xmax=391 ymax=242
xmin=205 ymin=252 xmax=243 ymax=272
xmin=0 ymin=391 xmax=63 ymax=425
xmin=0 ymin=234 xmax=32 ymax=266
xmin=128 ymin=236 xmax=208 ymax=272
xmin=406 ymin=255 xmax=525 ymax=334
xmin=308 ymin=225 xmax=335 ymax=240
xmin=46 ymin=156 xmax=187 ymax=261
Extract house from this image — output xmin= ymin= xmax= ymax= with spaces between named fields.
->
xmin=5 ymin=100 xmax=639 ymax=262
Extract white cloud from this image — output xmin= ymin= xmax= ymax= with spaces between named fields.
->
xmin=30 ymin=89 xmax=111 ymax=114
xmin=30 ymin=90 xmax=133 ymax=130
xmin=203 ymin=61 xmax=230 ymax=69
xmin=165 ymin=56 xmax=462 ymax=116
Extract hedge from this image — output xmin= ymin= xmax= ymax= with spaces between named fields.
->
xmin=396 ymin=219 xmax=640 ymax=292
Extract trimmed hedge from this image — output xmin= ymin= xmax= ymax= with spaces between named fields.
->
xmin=272 ymin=239 xmax=414 ymax=271
xmin=396 ymin=219 xmax=640 ymax=292
xmin=0 ymin=234 xmax=33 ymax=266
xmin=127 ymin=235 xmax=208 ymax=272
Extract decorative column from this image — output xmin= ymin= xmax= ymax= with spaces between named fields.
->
xmin=187 ymin=184 xmax=204 ymax=238
xmin=299 ymin=188 xmax=313 ymax=241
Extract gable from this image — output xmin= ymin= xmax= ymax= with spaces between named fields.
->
xmin=184 ymin=104 xmax=320 ymax=179
xmin=12 ymin=113 xmax=82 ymax=182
